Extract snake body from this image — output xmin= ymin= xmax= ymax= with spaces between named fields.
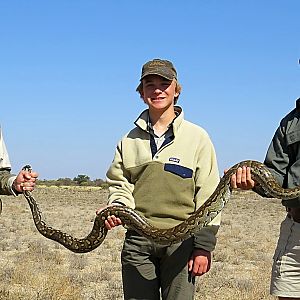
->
xmin=22 ymin=160 xmax=300 ymax=253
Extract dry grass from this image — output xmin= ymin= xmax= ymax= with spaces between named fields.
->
xmin=0 ymin=187 xmax=283 ymax=299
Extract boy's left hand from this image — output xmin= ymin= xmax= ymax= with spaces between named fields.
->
xmin=188 ymin=248 xmax=211 ymax=276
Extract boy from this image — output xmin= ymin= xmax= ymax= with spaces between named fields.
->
xmin=100 ymin=59 xmax=220 ymax=299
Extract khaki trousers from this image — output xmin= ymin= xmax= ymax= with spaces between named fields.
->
xmin=121 ymin=230 xmax=196 ymax=300
xmin=270 ymin=215 xmax=300 ymax=298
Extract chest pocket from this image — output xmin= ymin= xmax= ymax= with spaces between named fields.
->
xmin=164 ymin=163 xmax=193 ymax=179
xmin=286 ymin=130 xmax=300 ymax=146
xmin=286 ymin=129 xmax=300 ymax=163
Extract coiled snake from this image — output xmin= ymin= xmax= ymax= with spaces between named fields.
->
xmin=21 ymin=160 xmax=300 ymax=253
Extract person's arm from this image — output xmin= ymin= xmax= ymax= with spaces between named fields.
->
xmin=0 ymin=127 xmax=14 ymax=195
xmin=97 ymin=140 xmax=135 ymax=229
xmin=189 ymin=134 xmax=220 ymax=276
xmin=192 ymin=135 xmax=220 ymax=251
xmin=106 ymin=140 xmax=135 ymax=208
xmin=263 ymin=124 xmax=289 ymax=186
xmin=0 ymin=168 xmax=16 ymax=195
xmin=0 ymin=168 xmax=38 ymax=195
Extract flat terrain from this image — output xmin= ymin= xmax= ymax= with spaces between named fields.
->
xmin=0 ymin=186 xmax=284 ymax=299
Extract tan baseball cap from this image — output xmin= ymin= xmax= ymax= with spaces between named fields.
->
xmin=136 ymin=59 xmax=177 ymax=91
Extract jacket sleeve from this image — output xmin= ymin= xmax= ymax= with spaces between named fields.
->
xmin=193 ymin=134 xmax=221 ymax=251
xmin=264 ymin=124 xmax=289 ymax=185
xmin=0 ymin=127 xmax=16 ymax=195
xmin=0 ymin=169 xmax=16 ymax=195
xmin=106 ymin=140 xmax=136 ymax=208
xmin=253 ymin=123 xmax=288 ymax=197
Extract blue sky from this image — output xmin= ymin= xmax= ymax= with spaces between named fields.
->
xmin=0 ymin=1 xmax=299 ymax=180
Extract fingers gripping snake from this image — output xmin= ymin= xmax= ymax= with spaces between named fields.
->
xmin=21 ymin=161 xmax=300 ymax=253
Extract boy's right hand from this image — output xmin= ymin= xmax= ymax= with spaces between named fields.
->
xmin=225 ymin=166 xmax=256 ymax=190
xmin=96 ymin=205 xmax=123 ymax=230
xmin=105 ymin=214 xmax=122 ymax=230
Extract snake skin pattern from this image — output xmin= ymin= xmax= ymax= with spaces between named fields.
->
xmin=21 ymin=160 xmax=300 ymax=253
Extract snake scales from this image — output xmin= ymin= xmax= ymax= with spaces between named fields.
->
xmin=21 ymin=160 xmax=300 ymax=253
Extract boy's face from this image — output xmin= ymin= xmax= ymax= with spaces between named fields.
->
xmin=141 ymin=75 xmax=179 ymax=111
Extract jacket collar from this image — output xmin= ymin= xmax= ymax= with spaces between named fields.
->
xmin=296 ymin=98 xmax=300 ymax=112
xmin=134 ymin=106 xmax=184 ymax=134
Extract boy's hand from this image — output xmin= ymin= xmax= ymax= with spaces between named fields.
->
xmin=96 ymin=205 xmax=123 ymax=230
xmin=188 ymin=249 xmax=211 ymax=276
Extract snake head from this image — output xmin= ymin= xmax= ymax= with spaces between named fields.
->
xmin=22 ymin=165 xmax=32 ymax=173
